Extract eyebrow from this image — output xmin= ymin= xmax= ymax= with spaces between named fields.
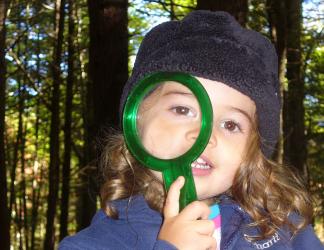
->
xmin=226 ymin=106 xmax=253 ymax=122
xmin=162 ymin=90 xmax=195 ymax=98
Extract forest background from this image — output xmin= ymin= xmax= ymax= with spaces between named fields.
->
xmin=0 ymin=0 xmax=323 ymax=249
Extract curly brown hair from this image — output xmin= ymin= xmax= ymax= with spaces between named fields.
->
xmin=231 ymin=128 xmax=313 ymax=240
xmin=99 ymin=127 xmax=313 ymax=240
xmin=99 ymin=131 xmax=166 ymax=218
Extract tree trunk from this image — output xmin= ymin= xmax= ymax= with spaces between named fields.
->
xmin=30 ymin=26 xmax=42 ymax=250
xmin=18 ymin=194 xmax=23 ymax=250
xmin=196 ymin=0 xmax=248 ymax=26
xmin=10 ymin=15 xmax=26 ymax=248
xmin=30 ymin=161 xmax=43 ymax=250
xmin=78 ymin=0 xmax=128 ymax=230
xmin=44 ymin=0 xmax=66 ymax=249
xmin=20 ymin=123 xmax=29 ymax=250
xmin=266 ymin=0 xmax=287 ymax=163
xmin=59 ymin=0 xmax=75 ymax=240
xmin=0 ymin=0 xmax=10 ymax=249
xmin=170 ymin=0 xmax=175 ymax=20
xmin=22 ymin=6 xmax=31 ymax=249
xmin=283 ymin=0 xmax=306 ymax=175
xmin=87 ymin=0 xmax=129 ymax=130
xmin=9 ymin=79 xmax=23 ymax=219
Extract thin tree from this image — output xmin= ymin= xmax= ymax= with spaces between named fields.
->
xmin=0 ymin=0 xmax=11 ymax=249
xmin=59 ymin=0 xmax=75 ymax=240
xmin=30 ymin=25 xmax=42 ymax=250
xmin=284 ymin=0 xmax=306 ymax=175
xmin=9 ymin=80 xmax=23 ymax=231
xmin=20 ymin=122 xmax=28 ymax=250
xmin=9 ymin=11 xmax=27 ymax=248
xmin=44 ymin=0 xmax=66 ymax=248
xmin=266 ymin=0 xmax=287 ymax=162
xmin=79 ymin=0 xmax=129 ymax=230
xmin=21 ymin=14 xmax=30 ymax=246
xmin=170 ymin=0 xmax=176 ymax=20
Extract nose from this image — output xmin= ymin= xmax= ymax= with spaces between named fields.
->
xmin=185 ymin=125 xmax=217 ymax=148
xmin=185 ymin=124 xmax=199 ymax=142
xmin=208 ymin=128 xmax=217 ymax=147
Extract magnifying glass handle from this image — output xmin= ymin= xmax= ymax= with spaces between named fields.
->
xmin=163 ymin=164 xmax=197 ymax=211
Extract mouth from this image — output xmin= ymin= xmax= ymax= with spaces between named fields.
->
xmin=191 ymin=156 xmax=213 ymax=176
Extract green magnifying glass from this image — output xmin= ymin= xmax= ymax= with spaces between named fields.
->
xmin=122 ymin=72 xmax=213 ymax=210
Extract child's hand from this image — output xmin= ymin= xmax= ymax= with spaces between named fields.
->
xmin=158 ymin=176 xmax=217 ymax=250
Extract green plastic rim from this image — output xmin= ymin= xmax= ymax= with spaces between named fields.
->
xmin=122 ymin=72 xmax=213 ymax=209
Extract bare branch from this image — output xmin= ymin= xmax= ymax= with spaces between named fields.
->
xmin=7 ymin=48 xmax=51 ymax=109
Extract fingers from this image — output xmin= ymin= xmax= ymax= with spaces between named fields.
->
xmin=179 ymin=200 xmax=211 ymax=221
xmin=193 ymin=220 xmax=215 ymax=235
xmin=200 ymin=235 xmax=217 ymax=250
xmin=160 ymin=176 xmax=217 ymax=250
xmin=163 ymin=176 xmax=185 ymax=218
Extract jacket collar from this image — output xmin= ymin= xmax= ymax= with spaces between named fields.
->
xmin=103 ymin=195 xmax=162 ymax=222
xmin=218 ymin=196 xmax=251 ymax=249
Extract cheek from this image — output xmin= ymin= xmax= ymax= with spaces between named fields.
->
xmin=140 ymin=119 xmax=193 ymax=159
xmin=213 ymin=163 xmax=240 ymax=195
xmin=213 ymin=137 xmax=246 ymax=182
xmin=218 ymin=132 xmax=250 ymax=160
xmin=224 ymin=164 xmax=240 ymax=182
xmin=140 ymin=118 xmax=169 ymax=149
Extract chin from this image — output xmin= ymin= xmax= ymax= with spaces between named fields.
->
xmin=197 ymin=193 xmax=216 ymax=201
xmin=196 ymin=188 xmax=226 ymax=201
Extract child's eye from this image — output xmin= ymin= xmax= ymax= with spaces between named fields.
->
xmin=220 ymin=120 xmax=241 ymax=133
xmin=170 ymin=106 xmax=196 ymax=117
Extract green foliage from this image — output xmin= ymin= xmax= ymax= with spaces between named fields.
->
xmin=248 ymin=0 xmax=268 ymax=34
xmin=302 ymin=1 xmax=324 ymax=240
xmin=128 ymin=0 xmax=195 ymax=71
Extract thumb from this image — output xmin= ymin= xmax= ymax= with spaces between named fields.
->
xmin=163 ymin=176 xmax=185 ymax=218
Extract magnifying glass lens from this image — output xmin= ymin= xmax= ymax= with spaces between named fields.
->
xmin=136 ymin=81 xmax=202 ymax=160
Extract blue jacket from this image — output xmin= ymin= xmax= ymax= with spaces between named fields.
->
xmin=59 ymin=195 xmax=324 ymax=250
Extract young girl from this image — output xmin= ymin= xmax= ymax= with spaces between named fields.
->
xmin=59 ymin=11 xmax=324 ymax=250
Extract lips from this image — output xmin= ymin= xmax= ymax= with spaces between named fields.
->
xmin=191 ymin=156 xmax=213 ymax=176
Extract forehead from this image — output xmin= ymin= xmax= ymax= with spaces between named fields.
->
xmin=195 ymin=77 xmax=256 ymax=116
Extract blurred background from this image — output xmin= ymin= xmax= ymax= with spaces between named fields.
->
xmin=0 ymin=0 xmax=323 ymax=249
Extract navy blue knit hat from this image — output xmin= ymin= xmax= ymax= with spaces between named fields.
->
xmin=120 ymin=10 xmax=281 ymax=158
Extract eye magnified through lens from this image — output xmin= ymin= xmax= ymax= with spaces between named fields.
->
xmin=137 ymin=82 xmax=201 ymax=160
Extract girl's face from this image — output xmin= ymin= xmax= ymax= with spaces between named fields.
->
xmin=138 ymin=77 xmax=256 ymax=200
